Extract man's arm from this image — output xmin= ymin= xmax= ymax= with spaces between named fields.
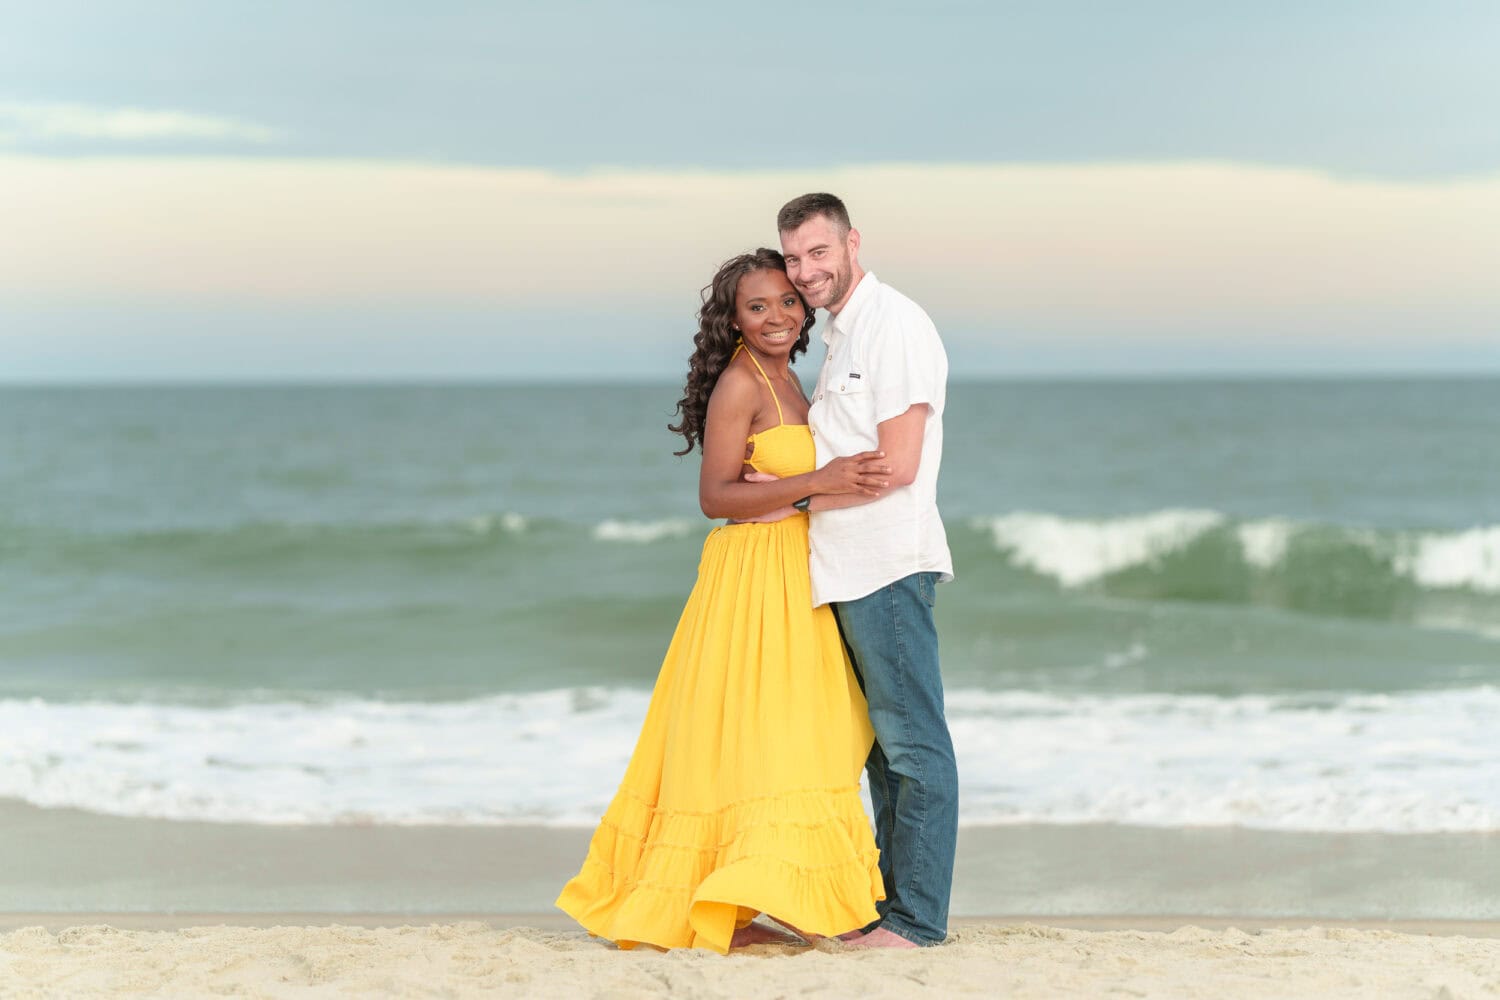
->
xmin=874 ymin=403 xmax=927 ymax=486
xmin=808 ymin=404 xmax=927 ymax=511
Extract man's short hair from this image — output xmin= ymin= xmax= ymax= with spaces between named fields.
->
xmin=777 ymin=193 xmax=851 ymax=236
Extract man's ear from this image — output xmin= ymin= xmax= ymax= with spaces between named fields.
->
xmin=846 ymin=227 xmax=861 ymax=261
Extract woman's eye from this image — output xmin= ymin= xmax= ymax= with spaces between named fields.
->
xmin=749 ymin=305 xmax=763 ymax=311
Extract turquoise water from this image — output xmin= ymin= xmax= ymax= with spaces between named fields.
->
xmin=2 ymin=379 xmax=1498 ymax=832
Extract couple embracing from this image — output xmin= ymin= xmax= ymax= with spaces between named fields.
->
xmin=556 ymin=194 xmax=958 ymax=953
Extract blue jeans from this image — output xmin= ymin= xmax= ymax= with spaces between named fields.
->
xmin=832 ymin=572 xmax=958 ymax=946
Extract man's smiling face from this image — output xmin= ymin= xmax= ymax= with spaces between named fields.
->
xmin=780 ymin=214 xmax=859 ymax=313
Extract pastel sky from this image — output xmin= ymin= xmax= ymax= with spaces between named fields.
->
xmin=3 ymin=1 xmax=1498 ymax=380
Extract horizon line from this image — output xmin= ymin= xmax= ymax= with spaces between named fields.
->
xmin=5 ymin=370 xmax=1500 ymax=389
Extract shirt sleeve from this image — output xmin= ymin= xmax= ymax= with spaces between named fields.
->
xmin=868 ymin=302 xmax=946 ymax=425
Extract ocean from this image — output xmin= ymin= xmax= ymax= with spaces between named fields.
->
xmin=3 ymin=378 xmax=1499 ymax=889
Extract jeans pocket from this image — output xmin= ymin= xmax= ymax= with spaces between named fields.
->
xmin=917 ymin=572 xmax=936 ymax=607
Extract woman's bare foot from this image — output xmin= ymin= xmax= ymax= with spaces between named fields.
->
xmin=768 ymin=918 xmax=820 ymax=943
xmin=836 ymin=929 xmax=867 ymax=942
xmin=849 ymin=927 xmax=919 ymax=949
xmin=729 ymin=921 xmax=804 ymax=948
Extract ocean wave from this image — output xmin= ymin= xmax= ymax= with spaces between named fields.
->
xmin=464 ymin=512 xmax=530 ymax=536
xmin=975 ymin=509 xmax=1226 ymax=586
xmin=3 ymin=686 xmax=1497 ymax=833
xmin=23 ymin=512 xmax=544 ymax=552
xmin=969 ymin=511 xmax=1500 ymax=596
xmin=10 ymin=512 xmax=716 ymax=570
xmin=19 ymin=511 xmax=715 ymax=552
xmin=33 ymin=508 xmax=1498 ymax=586
xmin=590 ymin=519 xmax=696 ymax=544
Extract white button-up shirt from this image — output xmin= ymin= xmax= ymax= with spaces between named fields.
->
xmin=807 ymin=272 xmax=954 ymax=606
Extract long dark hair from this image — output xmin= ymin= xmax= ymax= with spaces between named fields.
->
xmin=668 ymin=248 xmax=814 ymax=456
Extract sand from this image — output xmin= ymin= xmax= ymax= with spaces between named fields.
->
xmin=3 ymin=917 xmax=1499 ymax=999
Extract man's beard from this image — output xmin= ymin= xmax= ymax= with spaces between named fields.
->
xmin=817 ymin=259 xmax=852 ymax=309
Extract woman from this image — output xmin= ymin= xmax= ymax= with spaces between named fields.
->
xmin=555 ymin=249 xmax=891 ymax=953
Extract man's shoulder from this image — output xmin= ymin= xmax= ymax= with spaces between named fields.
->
xmin=863 ymin=278 xmax=936 ymax=333
xmin=870 ymin=277 xmax=927 ymax=312
xmin=853 ymin=281 xmax=939 ymax=354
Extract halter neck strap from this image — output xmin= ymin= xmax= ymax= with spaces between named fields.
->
xmin=734 ymin=341 xmax=785 ymax=427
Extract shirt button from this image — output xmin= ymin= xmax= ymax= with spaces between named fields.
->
xmin=810 ymin=429 xmax=816 ymax=437
xmin=840 ymin=384 xmax=847 ymax=391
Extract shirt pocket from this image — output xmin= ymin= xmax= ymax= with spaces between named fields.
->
xmin=829 ymin=370 xmax=866 ymax=395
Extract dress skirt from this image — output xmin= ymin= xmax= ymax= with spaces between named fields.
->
xmin=555 ymin=513 xmax=884 ymax=953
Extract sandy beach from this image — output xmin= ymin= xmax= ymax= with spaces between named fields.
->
xmin=3 ymin=915 xmax=1498 ymax=998
xmin=6 ymin=790 xmax=1500 ymax=998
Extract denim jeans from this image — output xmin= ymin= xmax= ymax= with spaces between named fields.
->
xmin=832 ymin=572 xmax=958 ymax=946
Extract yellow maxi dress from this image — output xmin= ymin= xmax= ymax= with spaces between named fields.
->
xmin=556 ymin=355 xmax=884 ymax=954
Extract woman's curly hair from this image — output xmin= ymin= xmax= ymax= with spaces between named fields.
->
xmin=668 ymin=248 xmax=815 ymax=456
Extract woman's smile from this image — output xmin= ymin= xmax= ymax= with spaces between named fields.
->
xmin=735 ymin=268 xmax=807 ymax=357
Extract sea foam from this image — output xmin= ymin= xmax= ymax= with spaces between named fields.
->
xmin=1397 ymin=524 xmax=1500 ymax=594
xmin=591 ymin=519 xmax=696 ymax=543
xmin=973 ymin=510 xmax=1500 ymax=594
xmin=3 ymin=686 xmax=1496 ymax=833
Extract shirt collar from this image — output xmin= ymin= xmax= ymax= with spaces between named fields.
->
xmin=823 ymin=271 xmax=878 ymax=344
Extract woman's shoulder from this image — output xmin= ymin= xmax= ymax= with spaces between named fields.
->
xmin=705 ymin=359 xmax=762 ymax=417
xmin=710 ymin=357 xmax=756 ymax=395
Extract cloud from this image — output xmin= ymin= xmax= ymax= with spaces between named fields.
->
xmin=0 ymin=155 xmax=1497 ymax=345
xmin=0 ymin=101 xmax=281 ymax=144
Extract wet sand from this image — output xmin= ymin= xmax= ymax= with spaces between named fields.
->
xmin=4 ymin=801 xmax=1498 ymax=919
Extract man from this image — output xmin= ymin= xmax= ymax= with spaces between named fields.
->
xmin=777 ymin=193 xmax=958 ymax=948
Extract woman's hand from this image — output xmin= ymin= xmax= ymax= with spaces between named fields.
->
xmin=729 ymin=471 xmax=799 ymax=523
xmin=730 ymin=505 xmax=800 ymax=524
xmin=811 ymin=451 xmax=891 ymax=497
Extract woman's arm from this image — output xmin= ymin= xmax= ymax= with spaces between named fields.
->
xmin=698 ymin=369 xmax=890 ymax=520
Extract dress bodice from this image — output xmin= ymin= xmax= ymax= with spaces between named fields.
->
xmin=734 ymin=341 xmax=814 ymax=481
xmin=745 ymin=423 xmax=815 ymax=480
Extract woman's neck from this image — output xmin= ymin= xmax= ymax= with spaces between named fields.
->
xmin=742 ymin=343 xmax=791 ymax=379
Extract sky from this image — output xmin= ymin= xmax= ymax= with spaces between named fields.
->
xmin=3 ymin=0 xmax=1499 ymax=380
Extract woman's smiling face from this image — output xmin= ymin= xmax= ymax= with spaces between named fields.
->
xmin=734 ymin=268 xmax=805 ymax=358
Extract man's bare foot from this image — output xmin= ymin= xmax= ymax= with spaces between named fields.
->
xmin=730 ymin=921 xmax=804 ymax=948
xmin=849 ymin=927 xmax=919 ymax=949
xmin=837 ymin=929 xmax=868 ymax=942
